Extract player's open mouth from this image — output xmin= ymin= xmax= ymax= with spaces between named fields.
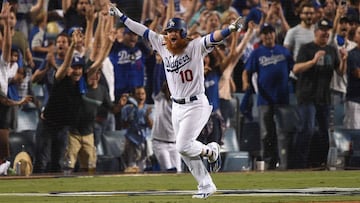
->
xmin=170 ymin=37 xmax=177 ymax=42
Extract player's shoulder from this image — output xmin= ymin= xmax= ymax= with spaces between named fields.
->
xmin=187 ymin=36 xmax=202 ymax=45
xmin=186 ymin=36 xmax=207 ymax=52
xmin=148 ymin=31 xmax=165 ymax=41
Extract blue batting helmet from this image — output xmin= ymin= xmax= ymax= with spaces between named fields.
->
xmin=164 ymin=17 xmax=187 ymax=38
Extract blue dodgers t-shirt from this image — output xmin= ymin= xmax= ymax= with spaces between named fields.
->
xmin=245 ymin=45 xmax=294 ymax=106
xmin=109 ymin=41 xmax=146 ymax=98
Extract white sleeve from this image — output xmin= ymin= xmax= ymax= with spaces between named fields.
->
xmin=283 ymin=28 xmax=294 ymax=48
xmin=147 ymin=31 xmax=165 ymax=52
xmin=123 ymin=18 xmax=149 ymax=37
xmin=203 ymin=33 xmax=223 ymax=48
xmin=200 ymin=36 xmax=214 ymax=56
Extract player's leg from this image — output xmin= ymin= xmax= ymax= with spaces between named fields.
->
xmin=174 ymin=95 xmax=213 ymax=158
xmin=174 ymin=99 xmax=221 ymax=171
xmin=181 ymin=155 xmax=216 ymax=199
xmin=172 ymin=94 xmax=219 ymax=198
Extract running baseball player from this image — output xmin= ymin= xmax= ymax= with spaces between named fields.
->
xmin=109 ymin=3 xmax=243 ymax=199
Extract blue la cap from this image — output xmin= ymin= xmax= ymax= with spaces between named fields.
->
xmin=260 ymin=23 xmax=275 ymax=34
xmin=315 ymin=19 xmax=333 ymax=30
xmin=68 ymin=26 xmax=84 ymax=36
xmin=71 ymin=55 xmax=85 ymax=68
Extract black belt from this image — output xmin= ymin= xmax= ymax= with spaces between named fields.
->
xmin=153 ymin=138 xmax=176 ymax=144
xmin=172 ymin=96 xmax=198 ymax=104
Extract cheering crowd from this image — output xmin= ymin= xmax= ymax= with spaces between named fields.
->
xmin=0 ymin=0 xmax=359 ymax=176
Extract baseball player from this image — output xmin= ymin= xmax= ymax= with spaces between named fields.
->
xmin=109 ymin=3 xmax=243 ymax=199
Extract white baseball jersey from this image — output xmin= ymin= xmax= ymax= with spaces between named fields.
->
xmin=147 ymin=32 xmax=213 ymax=99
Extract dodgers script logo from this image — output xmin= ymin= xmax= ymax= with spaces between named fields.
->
xmin=258 ymin=54 xmax=286 ymax=67
xmin=164 ymin=54 xmax=191 ymax=72
xmin=117 ymin=50 xmax=142 ymax=64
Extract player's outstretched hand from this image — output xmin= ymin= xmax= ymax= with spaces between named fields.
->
xmin=109 ymin=3 xmax=123 ymax=17
xmin=228 ymin=16 xmax=245 ymax=32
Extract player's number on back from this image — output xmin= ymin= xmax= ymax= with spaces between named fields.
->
xmin=180 ymin=69 xmax=193 ymax=83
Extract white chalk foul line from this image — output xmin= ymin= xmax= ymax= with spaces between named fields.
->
xmin=0 ymin=188 xmax=360 ymax=197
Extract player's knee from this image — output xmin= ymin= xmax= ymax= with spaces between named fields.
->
xmin=176 ymin=142 xmax=189 ymax=156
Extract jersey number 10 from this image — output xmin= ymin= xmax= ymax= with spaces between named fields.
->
xmin=180 ymin=69 xmax=193 ymax=83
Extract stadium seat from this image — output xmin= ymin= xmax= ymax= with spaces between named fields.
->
xmin=222 ymin=151 xmax=250 ymax=172
xmin=16 ymin=107 xmax=39 ymax=132
xmin=220 ymin=127 xmax=243 ymax=171
xmin=221 ymin=127 xmax=239 ymax=153
xmin=96 ymin=130 xmax=127 ymax=172
xmin=100 ymin=130 xmax=127 ymax=158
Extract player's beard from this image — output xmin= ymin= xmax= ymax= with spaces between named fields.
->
xmin=164 ymin=36 xmax=189 ymax=55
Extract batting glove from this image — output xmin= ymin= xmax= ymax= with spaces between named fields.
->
xmin=109 ymin=4 xmax=123 ymax=18
xmin=228 ymin=16 xmax=244 ymax=32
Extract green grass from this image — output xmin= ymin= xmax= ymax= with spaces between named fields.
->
xmin=1 ymin=171 xmax=360 ymax=202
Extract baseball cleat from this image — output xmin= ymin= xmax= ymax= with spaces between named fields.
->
xmin=207 ymin=142 xmax=221 ymax=172
xmin=192 ymin=184 xmax=217 ymax=199
xmin=192 ymin=192 xmax=214 ymax=199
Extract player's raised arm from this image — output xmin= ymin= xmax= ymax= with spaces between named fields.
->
xmin=204 ymin=16 xmax=244 ymax=48
xmin=108 ymin=3 xmax=151 ymax=40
